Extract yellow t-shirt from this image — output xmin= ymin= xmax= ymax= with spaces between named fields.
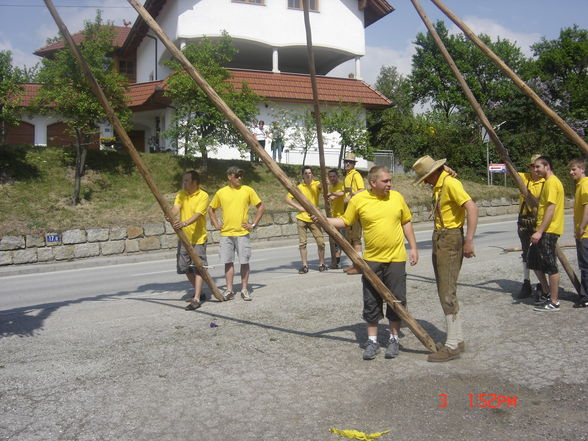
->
xmin=288 ymin=180 xmax=321 ymax=223
xmin=328 ymin=182 xmax=345 ymax=217
xmin=518 ymin=172 xmax=545 ymax=216
xmin=536 ymin=175 xmax=564 ymax=235
xmin=174 ymin=189 xmax=209 ymax=245
xmin=433 ymin=171 xmax=472 ymax=230
xmin=340 ymin=190 xmax=412 ymax=262
xmin=343 ymin=169 xmax=365 ymax=196
xmin=209 ymin=185 xmax=262 ymax=236
xmin=574 ymin=177 xmax=588 ymax=239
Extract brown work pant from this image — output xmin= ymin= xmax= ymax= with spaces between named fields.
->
xmin=432 ymin=228 xmax=464 ymax=315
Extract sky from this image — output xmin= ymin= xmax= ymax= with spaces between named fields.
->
xmin=0 ymin=0 xmax=587 ymax=85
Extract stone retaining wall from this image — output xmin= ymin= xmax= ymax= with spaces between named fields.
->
xmin=0 ymin=198 xmax=521 ymax=266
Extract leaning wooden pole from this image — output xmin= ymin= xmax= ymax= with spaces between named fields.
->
xmin=410 ymin=0 xmax=581 ymax=294
xmin=302 ymin=0 xmax=337 ymax=265
xmin=42 ymin=0 xmax=224 ymax=302
xmin=127 ymin=0 xmax=437 ymax=352
xmin=429 ymin=0 xmax=588 ymax=157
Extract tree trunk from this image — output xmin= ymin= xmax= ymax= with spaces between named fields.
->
xmin=337 ymin=144 xmax=346 ymax=169
xmin=199 ymin=144 xmax=208 ymax=172
xmin=302 ymin=147 xmax=308 ymax=166
xmin=70 ymin=131 xmax=87 ymax=205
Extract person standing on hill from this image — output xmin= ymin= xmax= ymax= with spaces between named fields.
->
xmin=167 ymin=170 xmax=209 ymax=311
xmin=208 ymin=166 xmax=265 ymax=301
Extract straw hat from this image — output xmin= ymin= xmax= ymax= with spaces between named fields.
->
xmin=412 ymin=155 xmax=447 ymax=184
xmin=343 ymin=153 xmax=357 ymax=162
xmin=528 ymin=154 xmax=542 ymax=165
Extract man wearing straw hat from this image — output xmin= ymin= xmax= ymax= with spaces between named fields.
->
xmin=412 ymin=155 xmax=478 ymax=362
xmin=515 ymin=154 xmax=545 ymax=300
xmin=342 ymin=153 xmax=366 ymax=275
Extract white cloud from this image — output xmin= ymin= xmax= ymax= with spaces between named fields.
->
xmin=449 ymin=16 xmax=541 ymax=57
xmin=0 ymin=36 xmax=42 ymax=69
xmin=328 ymin=42 xmax=415 ymax=86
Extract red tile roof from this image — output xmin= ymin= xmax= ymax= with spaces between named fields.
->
xmin=227 ymin=69 xmax=391 ymax=109
xmin=34 ymin=26 xmax=131 ymax=57
xmin=14 ymin=70 xmax=390 ymax=110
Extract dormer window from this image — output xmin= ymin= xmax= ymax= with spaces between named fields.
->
xmin=232 ymin=0 xmax=265 ymax=5
xmin=288 ymin=0 xmax=318 ymax=11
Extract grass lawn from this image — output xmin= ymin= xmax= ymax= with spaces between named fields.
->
xmin=0 ymin=145 xmax=520 ymax=236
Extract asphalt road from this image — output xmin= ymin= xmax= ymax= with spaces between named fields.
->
xmin=1 ymin=214 xmax=587 ymax=441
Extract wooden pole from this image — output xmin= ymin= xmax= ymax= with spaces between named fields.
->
xmin=302 ymin=0 xmax=338 ymax=265
xmin=428 ymin=0 xmax=588 ymax=157
xmin=42 ymin=0 xmax=224 ymax=302
xmin=409 ymin=0 xmax=581 ymax=294
xmin=127 ymin=0 xmax=438 ymax=353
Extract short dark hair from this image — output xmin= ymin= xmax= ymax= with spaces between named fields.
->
xmin=328 ymin=169 xmax=339 ymax=176
xmin=535 ymin=155 xmax=553 ymax=169
xmin=301 ymin=166 xmax=312 ymax=175
xmin=184 ymin=170 xmax=200 ymax=185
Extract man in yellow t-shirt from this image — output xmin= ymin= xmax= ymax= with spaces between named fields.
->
xmin=569 ymin=157 xmax=588 ymax=308
xmin=325 ymin=166 xmax=418 ymax=360
xmin=516 ymin=154 xmax=546 ymax=299
xmin=412 ymin=155 xmax=478 ymax=362
xmin=528 ymin=156 xmax=564 ymax=312
xmin=285 ymin=166 xmax=326 ymax=273
xmin=208 ymin=166 xmax=265 ymax=302
xmin=168 ymin=170 xmax=209 ymax=311
xmin=342 ymin=153 xmax=366 ymax=274
xmin=327 ymin=168 xmax=345 ymax=268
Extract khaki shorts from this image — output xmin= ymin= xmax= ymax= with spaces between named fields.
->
xmin=177 ymin=243 xmax=207 ymax=275
xmin=296 ymin=219 xmax=325 ymax=250
xmin=219 ymin=235 xmax=252 ymax=264
xmin=347 ymin=220 xmax=362 ymax=246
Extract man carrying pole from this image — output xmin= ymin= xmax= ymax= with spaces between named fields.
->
xmin=342 ymin=153 xmax=365 ymax=275
xmin=516 ymin=154 xmax=545 ymax=300
xmin=412 ymin=156 xmax=478 ymax=362
xmin=321 ymin=166 xmax=418 ymax=360
xmin=167 ymin=170 xmax=209 ymax=311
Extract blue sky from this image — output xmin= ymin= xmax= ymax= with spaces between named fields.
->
xmin=1 ymin=0 xmax=587 ymax=85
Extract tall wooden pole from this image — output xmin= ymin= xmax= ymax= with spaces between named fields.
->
xmin=410 ymin=0 xmax=581 ymax=294
xmin=127 ymin=0 xmax=438 ymax=352
xmin=302 ymin=0 xmax=338 ymax=265
xmin=429 ymin=0 xmax=588 ymax=157
xmin=42 ymin=0 xmax=224 ymax=302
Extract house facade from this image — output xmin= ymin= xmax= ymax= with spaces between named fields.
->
xmin=8 ymin=0 xmax=394 ymax=169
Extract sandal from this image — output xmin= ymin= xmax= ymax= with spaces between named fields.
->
xmin=185 ymin=299 xmax=201 ymax=311
xmin=298 ymin=265 xmax=309 ymax=274
xmin=318 ymin=264 xmax=328 ymax=272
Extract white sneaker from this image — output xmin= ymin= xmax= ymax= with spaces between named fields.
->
xmin=240 ymin=289 xmax=252 ymax=301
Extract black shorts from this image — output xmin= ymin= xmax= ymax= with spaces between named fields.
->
xmin=362 ymin=260 xmax=406 ymax=323
xmin=527 ymin=233 xmax=559 ymax=275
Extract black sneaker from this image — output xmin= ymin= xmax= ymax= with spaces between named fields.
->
xmin=533 ymin=284 xmax=550 ymax=305
xmin=517 ymin=279 xmax=532 ymax=299
xmin=573 ymin=300 xmax=588 ymax=308
xmin=533 ymin=301 xmax=560 ymax=312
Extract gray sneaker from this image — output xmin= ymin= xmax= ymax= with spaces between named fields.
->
xmin=385 ymin=338 xmax=399 ymax=359
xmin=240 ymin=289 xmax=252 ymax=301
xmin=222 ymin=290 xmax=235 ymax=301
xmin=362 ymin=340 xmax=381 ymax=360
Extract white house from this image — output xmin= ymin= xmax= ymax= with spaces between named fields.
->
xmin=9 ymin=0 xmax=394 ymax=169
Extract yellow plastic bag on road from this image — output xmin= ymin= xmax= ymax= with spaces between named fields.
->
xmin=329 ymin=428 xmax=390 ymax=440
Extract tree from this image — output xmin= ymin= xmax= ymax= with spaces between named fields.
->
xmin=0 ymin=50 xmax=25 ymax=144
xmin=36 ymin=12 xmax=131 ymax=205
xmin=163 ymin=32 xmax=259 ymax=168
xmin=323 ymin=104 xmax=371 ymax=168
xmin=410 ymin=21 xmax=526 ymax=121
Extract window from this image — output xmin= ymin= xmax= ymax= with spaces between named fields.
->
xmin=288 ymin=0 xmax=318 ymax=11
xmin=232 ymin=0 xmax=265 ymax=5
xmin=118 ymin=60 xmax=136 ymax=82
